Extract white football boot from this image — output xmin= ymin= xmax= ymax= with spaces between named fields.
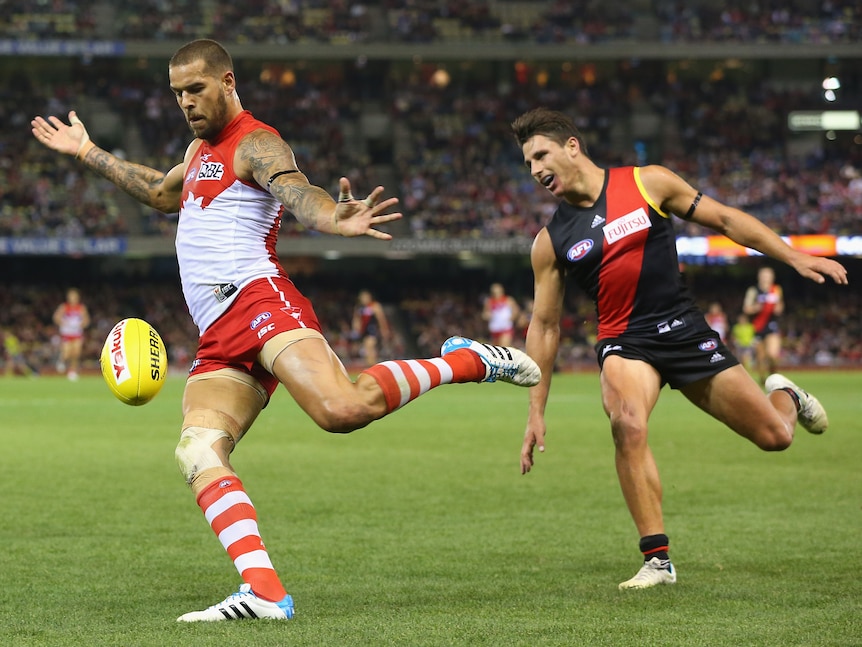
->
xmin=441 ymin=336 xmax=541 ymax=387
xmin=618 ymin=557 xmax=677 ymax=590
xmin=177 ymin=583 xmax=294 ymax=622
xmin=765 ymin=373 xmax=828 ymax=434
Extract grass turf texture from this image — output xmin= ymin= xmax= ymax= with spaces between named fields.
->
xmin=0 ymin=371 xmax=859 ymax=647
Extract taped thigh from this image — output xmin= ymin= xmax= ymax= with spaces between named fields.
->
xmin=259 ymin=328 xmax=326 ymax=374
xmin=186 ymin=367 xmax=269 ymax=405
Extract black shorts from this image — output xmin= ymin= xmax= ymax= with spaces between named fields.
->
xmin=594 ymin=310 xmax=740 ymax=390
xmin=754 ymin=319 xmax=781 ymax=340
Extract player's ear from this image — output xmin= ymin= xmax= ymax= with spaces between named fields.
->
xmin=223 ymin=70 xmax=236 ymax=94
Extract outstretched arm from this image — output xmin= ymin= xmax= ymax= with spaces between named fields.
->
xmin=30 ymin=111 xmax=184 ymax=213
xmin=237 ymin=129 xmax=401 ymax=238
xmin=640 ymin=165 xmax=849 ymax=286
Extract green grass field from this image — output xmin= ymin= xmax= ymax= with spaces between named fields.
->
xmin=0 ymin=371 xmax=859 ymax=647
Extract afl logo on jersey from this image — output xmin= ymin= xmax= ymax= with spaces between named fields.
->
xmin=566 ymin=239 xmax=594 ymax=262
xmin=698 ymin=339 xmax=719 ymax=351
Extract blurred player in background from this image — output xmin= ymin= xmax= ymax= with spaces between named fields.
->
xmin=52 ymin=287 xmax=90 ymax=381
xmin=512 ymin=107 xmax=847 ymax=591
xmin=743 ymin=266 xmax=784 ymax=383
xmin=483 ymin=283 xmax=521 ymax=347
xmin=3 ymin=328 xmax=39 ymax=377
xmin=731 ymin=312 xmax=756 ymax=372
xmin=31 ymin=39 xmax=540 ymax=623
xmin=351 ymin=289 xmax=390 ymax=367
xmin=704 ymin=301 xmax=729 ymax=343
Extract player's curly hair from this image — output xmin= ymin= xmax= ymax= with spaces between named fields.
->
xmin=169 ymin=39 xmax=234 ymax=77
xmin=511 ymin=107 xmax=589 ymax=155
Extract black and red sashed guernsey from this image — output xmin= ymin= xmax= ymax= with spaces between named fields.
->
xmin=546 ymin=166 xmax=697 ymax=340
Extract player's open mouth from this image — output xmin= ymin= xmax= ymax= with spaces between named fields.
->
xmin=541 ymin=174 xmax=554 ymax=187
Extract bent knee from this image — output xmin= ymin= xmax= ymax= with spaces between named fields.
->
xmin=752 ymin=423 xmax=793 ymax=451
xmin=312 ymin=399 xmax=375 ymax=433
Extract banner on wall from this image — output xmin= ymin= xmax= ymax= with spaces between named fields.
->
xmin=677 ymin=235 xmax=861 ymax=260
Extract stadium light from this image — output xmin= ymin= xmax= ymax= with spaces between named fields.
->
xmin=788 ymin=110 xmax=861 ymax=131
xmin=822 ymin=76 xmax=841 ymax=90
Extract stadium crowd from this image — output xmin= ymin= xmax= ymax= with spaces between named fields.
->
xmin=4 ymin=0 xmax=859 ymax=44
xmin=6 ymin=61 xmax=861 ymax=239
xmin=2 ymin=267 xmax=859 ymax=379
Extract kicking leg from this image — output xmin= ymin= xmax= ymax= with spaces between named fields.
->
xmin=266 ymin=333 xmax=540 ymax=433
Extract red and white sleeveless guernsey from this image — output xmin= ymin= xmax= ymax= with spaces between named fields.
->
xmin=177 ymin=111 xmax=287 ymax=335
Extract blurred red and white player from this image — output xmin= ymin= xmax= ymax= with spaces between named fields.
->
xmin=53 ymin=287 xmax=90 ymax=381
xmin=483 ymin=283 xmax=521 ymax=347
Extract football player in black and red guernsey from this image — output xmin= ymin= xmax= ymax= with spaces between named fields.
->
xmin=743 ymin=266 xmax=785 ymax=384
xmin=512 ymin=107 xmax=848 ymax=590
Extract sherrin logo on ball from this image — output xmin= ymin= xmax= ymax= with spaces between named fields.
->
xmin=99 ymin=318 xmax=168 ymax=406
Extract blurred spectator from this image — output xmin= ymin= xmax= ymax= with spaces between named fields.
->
xmin=2 ymin=1 xmax=858 ymax=44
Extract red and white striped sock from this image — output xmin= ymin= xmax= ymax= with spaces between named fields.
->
xmin=362 ymin=350 xmax=485 ymax=413
xmin=196 ymin=476 xmax=288 ymax=602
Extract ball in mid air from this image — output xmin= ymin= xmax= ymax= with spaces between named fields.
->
xmin=100 ymin=318 xmax=168 ymax=405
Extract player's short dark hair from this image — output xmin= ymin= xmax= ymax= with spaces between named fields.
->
xmin=511 ymin=107 xmax=588 ymax=155
xmin=169 ymin=39 xmax=234 ymax=78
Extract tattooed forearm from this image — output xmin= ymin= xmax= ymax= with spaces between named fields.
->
xmin=271 ymin=180 xmax=335 ymax=231
xmin=82 ymin=146 xmax=170 ymax=209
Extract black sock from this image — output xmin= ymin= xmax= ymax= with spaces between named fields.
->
xmin=639 ymin=533 xmax=670 ymax=564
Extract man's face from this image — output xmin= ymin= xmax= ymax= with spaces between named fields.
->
xmin=521 ymin=134 xmax=578 ymax=197
xmin=169 ymin=59 xmax=232 ymax=141
xmin=758 ymin=268 xmax=775 ymax=290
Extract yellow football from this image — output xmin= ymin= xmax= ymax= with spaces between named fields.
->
xmin=99 ymin=318 xmax=168 ymax=405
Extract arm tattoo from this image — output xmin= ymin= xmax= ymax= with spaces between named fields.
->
xmin=271 ymin=181 xmax=334 ymax=230
xmin=82 ymin=146 xmax=168 ymax=208
xmin=240 ymin=130 xmax=335 ymax=230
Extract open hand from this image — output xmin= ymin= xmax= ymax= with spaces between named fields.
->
xmin=333 ymin=177 xmax=402 ymax=239
xmin=31 ymin=110 xmax=90 ymax=158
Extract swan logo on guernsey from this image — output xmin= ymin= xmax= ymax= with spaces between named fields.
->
xmin=603 ymin=207 xmax=651 ymax=244
xmin=566 ymin=239 xmax=594 ymax=261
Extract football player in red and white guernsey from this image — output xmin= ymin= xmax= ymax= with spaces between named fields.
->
xmin=512 ymin=108 xmax=848 ymax=591
xmin=482 ymin=283 xmax=521 ymax=347
xmin=52 ymin=287 xmax=90 ymax=381
xmin=31 ymin=39 xmax=540 ymax=622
